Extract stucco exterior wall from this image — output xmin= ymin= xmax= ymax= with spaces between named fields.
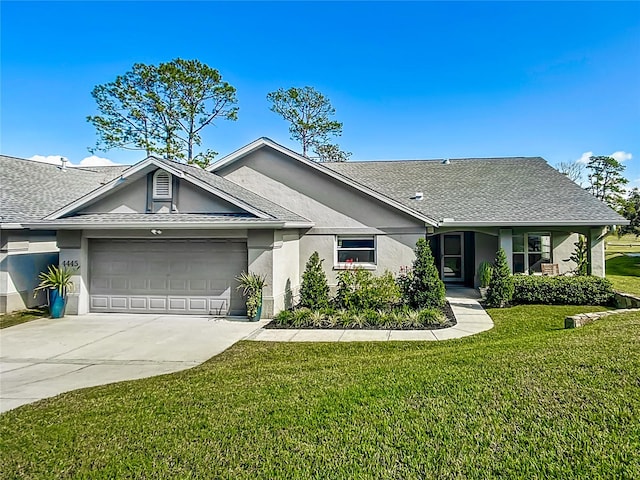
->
xmin=247 ymin=230 xmax=275 ymax=318
xmin=82 ymin=177 xmax=148 ymax=214
xmin=272 ymin=231 xmax=300 ymax=312
xmin=217 ymin=148 xmax=420 ymax=229
xmin=298 ymin=232 xmax=423 ymax=292
xmin=177 ymin=181 xmax=245 ymax=214
xmin=474 ymin=232 xmax=499 ymax=286
xmin=589 ymin=227 xmax=607 ymax=277
xmin=553 ymin=232 xmax=579 ymax=274
xmin=217 ymin=147 xmax=428 ymax=305
xmin=80 ymin=175 xmax=244 ymax=215
xmin=0 ymin=230 xmax=58 ymax=313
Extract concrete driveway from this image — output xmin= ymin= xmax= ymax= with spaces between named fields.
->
xmin=0 ymin=314 xmax=267 ymax=413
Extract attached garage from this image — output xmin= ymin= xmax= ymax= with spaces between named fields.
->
xmin=89 ymin=239 xmax=247 ymax=315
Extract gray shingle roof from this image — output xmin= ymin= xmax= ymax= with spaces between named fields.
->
xmin=0 ymin=155 xmax=128 ymax=223
xmin=0 ymin=154 xmax=310 ymax=225
xmin=324 ymin=157 xmax=626 ymax=225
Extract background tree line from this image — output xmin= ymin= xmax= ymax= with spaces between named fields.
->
xmin=88 ymin=58 xmax=637 ymax=233
xmin=557 ymin=155 xmax=639 ymax=236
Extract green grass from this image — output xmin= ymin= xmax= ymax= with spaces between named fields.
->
xmin=0 ymin=307 xmax=47 ymax=329
xmin=606 ymin=233 xmax=640 ymax=256
xmin=606 ymin=253 xmax=640 ymax=295
xmin=1 ymin=305 xmax=639 ymax=479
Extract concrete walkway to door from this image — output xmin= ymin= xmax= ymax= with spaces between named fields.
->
xmin=0 ymin=314 xmax=267 ymax=413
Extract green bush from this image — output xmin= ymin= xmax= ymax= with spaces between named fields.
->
xmin=513 ymin=275 xmax=615 ymax=305
xmin=299 ymin=252 xmax=330 ymax=309
xmin=418 ymin=308 xmax=447 ymax=326
xmin=273 ymin=309 xmax=294 ymax=326
xmin=335 ymin=268 xmax=401 ymax=310
xmin=486 ymin=248 xmax=514 ymax=308
xmin=399 ymin=238 xmax=446 ymax=309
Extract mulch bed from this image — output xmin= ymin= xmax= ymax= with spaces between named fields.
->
xmin=264 ymin=302 xmax=458 ymax=330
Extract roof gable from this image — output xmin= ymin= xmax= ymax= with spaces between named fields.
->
xmin=43 ymin=156 xmax=310 ymax=224
xmin=210 ymin=138 xmax=439 ymax=226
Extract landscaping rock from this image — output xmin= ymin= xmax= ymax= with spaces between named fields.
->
xmin=565 ymin=307 xmax=640 ymax=329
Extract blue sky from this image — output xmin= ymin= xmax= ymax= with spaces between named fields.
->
xmin=2 ymin=1 xmax=639 ymax=183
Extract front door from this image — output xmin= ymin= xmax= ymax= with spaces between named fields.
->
xmin=441 ymin=233 xmax=464 ymax=282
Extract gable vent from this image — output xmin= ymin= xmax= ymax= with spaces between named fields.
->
xmin=153 ymin=170 xmax=172 ymax=199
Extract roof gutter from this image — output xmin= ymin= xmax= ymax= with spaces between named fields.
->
xmin=0 ymin=223 xmax=29 ymax=230
xmin=438 ymin=220 xmax=630 ymax=227
xmin=25 ymin=220 xmax=315 ymax=230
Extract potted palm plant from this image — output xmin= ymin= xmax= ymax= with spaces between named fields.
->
xmin=236 ymin=271 xmax=267 ymax=321
xmin=34 ymin=265 xmax=76 ymax=318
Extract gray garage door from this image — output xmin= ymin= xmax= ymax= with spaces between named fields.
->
xmin=89 ymin=239 xmax=247 ymax=315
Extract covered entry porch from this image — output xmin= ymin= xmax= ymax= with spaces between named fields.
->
xmin=429 ymin=226 xmax=608 ymax=287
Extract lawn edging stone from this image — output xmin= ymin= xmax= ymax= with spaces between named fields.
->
xmin=613 ymin=291 xmax=640 ymax=308
xmin=565 ymin=307 xmax=640 ymax=329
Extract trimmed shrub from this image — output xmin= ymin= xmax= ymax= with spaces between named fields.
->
xmin=486 ymin=248 xmax=514 ymax=308
xmin=299 ymin=252 xmax=330 ymax=309
xmin=513 ymin=275 xmax=615 ymax=305
xmin=335 ymin=268 xmax=401 ymax=310
xmin=399 ymin=238 xmax=446 ymax=309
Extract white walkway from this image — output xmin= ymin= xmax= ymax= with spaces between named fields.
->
xmin=248 ymin=287 xmax=494 ymax=342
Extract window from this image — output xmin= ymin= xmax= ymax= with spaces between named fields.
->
xmin=513 ymin=233 xmax=551 ymax=273
xmin=153 ymin=170 xmax=172 ymax=199
xmin=336 ymin=236 xmax=376 ymax=267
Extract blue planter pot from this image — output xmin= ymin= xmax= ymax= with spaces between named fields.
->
xmin=49 ymin=289 xmax=66 ymax=319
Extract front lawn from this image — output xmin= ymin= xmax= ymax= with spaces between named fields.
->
xmin=0 ymin=307 xmax=47 ymax=329
xmin=606 ymin=253 xmax=640 ymax=295
xmin=1 ymin=305 xmax=638 ymax=479
xmin=606 ymin=232 xmax=640 ymax=255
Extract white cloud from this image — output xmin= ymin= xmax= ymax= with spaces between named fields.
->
xmin=575 ymin=151 xmax=593 ymax=164
xmin=78 ymin=155 xmax=117 ymax=166
xmin=28 ymin=154 xmax=117 ymax=167
xmin=575 ymin=150 xmax=633 ymax=164
xmin=609 ymin=151 xmax=632 ymax=163
xmin=29 ymin=155 xmax=72 ymax=166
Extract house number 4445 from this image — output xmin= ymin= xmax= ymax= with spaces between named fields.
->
xmin=62 ymin=260 xmax=79 ymax=268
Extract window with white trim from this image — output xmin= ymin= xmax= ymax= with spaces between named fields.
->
xmin=513 ymin=233 xmax=551 ymax=273
xmin=153 ymin=170 xmax=172 ymax=199
xmin=335 ymin=236 xmax=376 ymax=267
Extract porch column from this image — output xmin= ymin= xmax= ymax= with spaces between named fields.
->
xmin=57 ymin=230 xmax=89 ymax=315
xmin=588 ymin=227 xmax=607 ymax=277
xmin=499 ymin=229 xmax=513 ymax=272
xmin=247 ymin=230 xmax=275 ymax=319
